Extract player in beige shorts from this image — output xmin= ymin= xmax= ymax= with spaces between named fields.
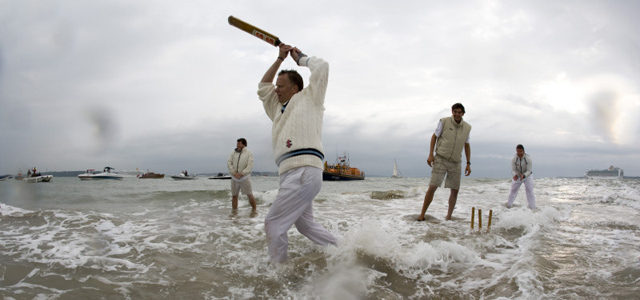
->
xmin=429 ymin=155 xmax=462 ymax=190
xmin=418 ymin=103 xmax=472 ymax=221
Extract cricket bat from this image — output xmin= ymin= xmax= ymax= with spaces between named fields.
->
xmin=228 ymin=16 xmax=282 ymax=46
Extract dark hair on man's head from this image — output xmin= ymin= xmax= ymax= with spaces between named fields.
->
xmin=516 ymin=144 xmax=525 ymax=151
xmin=451 ymin=103 xmax=465 ymax=113
xmin=237 ymin=138 xmax=247 ymax=146
xmin=278 ymin=70 xmax=304 ymax=91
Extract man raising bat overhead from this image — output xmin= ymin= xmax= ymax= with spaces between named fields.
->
xmin=258 ymin=43 xmax=337 ymax=263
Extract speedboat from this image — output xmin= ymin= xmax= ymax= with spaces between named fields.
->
xmin=171 ymin=171 xmax=197 ymax=180
xmin=209 ymin=172 xmax=231 ymax=180
xmin=23 ymin=175 xmax=53 ymax=183
xmin=0 ymin=175 xmax=13 ymax=181
xmin=78 ymin=169 xmax=99 ymax=180
xmin=20 ymin=168 xmax=53 ymax=183
xmin=78 ymin=167 xmax=124 ymax=180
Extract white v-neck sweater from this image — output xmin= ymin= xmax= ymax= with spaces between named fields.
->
xmin=257 ymin=56 xmax=328 ymax=175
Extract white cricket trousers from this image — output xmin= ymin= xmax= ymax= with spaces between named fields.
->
xmin=264 ymin=166 xmax=337 ymax=263
xmin=507 ymin=175 xmax=536 ymax=209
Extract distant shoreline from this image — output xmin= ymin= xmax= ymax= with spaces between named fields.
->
xmin=17 ymin=170 xmax=280 ymax=177
xmin=5 ymin=170 xmax=638 ymax=179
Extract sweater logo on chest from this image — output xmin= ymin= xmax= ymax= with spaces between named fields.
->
xmin=286 ymin=139 xmax=292 ymax=148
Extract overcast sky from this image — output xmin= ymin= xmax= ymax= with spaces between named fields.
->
xmin=1 ymin=0 xmax=639 ymax=178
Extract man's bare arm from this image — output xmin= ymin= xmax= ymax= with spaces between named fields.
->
xmin=261 ymin=44 xmax=292 ymax=83
xmin=427 ymin=134 xmax=437 ymax=167
xmin=464 ymin=143 xmax=471 ymax=163
xmin=464 ymin=143 xmax=471 ymax=176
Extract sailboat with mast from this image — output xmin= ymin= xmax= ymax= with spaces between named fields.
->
xmin=391 ymin=159 xmax=402 ymax=178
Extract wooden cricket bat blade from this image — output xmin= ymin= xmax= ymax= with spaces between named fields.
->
xmin=228 ymin=16 xmax=281 ymax=46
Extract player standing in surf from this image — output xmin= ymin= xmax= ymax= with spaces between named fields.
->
xmin=506 ymin=144 xmax=536 ymax=209
xmin=258 ymin=43 xmax=337 ymax=263
xmin=227 ymin=138 xmax=257 ymax=212
xmin=418 ymin=103 xmax=472 ymax=221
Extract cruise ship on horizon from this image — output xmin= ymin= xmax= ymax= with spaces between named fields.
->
xmin=585 ymin=165 xmax=623 ymax=179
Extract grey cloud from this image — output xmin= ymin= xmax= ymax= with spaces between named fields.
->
xmin=85 ymin=106 xmax=119 ymax=153
xmin=1 ymin=0 xmax=639 ymax=177
xmin=589 ymin=90 xmax=619 ymax=143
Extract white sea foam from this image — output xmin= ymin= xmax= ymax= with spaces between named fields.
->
xmin=1 ymin=177 xmax=639 ymax=298
xmin=0 ymin=203 xmax=33 ymax=216
xmin=301 ymin=265 xmax=387 ymax=299
xmin=496 ymin=206 xmax=563 ymax=233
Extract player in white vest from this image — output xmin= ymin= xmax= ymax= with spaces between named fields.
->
xmin=506 ymin=144 xmax=536 ymax=209
xmin=257 ymin=43 xmax=337 ymax=263
xmin=418 ymin=103 xmax=472 ymax=222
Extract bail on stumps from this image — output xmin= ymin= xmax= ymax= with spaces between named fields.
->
xmin=470 ymin=207 xmax=492 ymax=233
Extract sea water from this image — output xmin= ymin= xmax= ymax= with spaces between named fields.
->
xmin=1 ymin=176 xmax=639 ymax=299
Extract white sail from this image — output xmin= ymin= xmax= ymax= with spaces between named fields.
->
xmin=392 ymin=160 xmax=401 ymax=178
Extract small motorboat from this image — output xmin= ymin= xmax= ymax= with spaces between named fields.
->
xmin=23 ymin=175 xmax=53 ymax=183
xmin=209 ymin=172 xmax=232 ymax=180
xmin=171 ymin=171 xmax=196 ymax=180
xmin=20 ymin=167 xmax=53 ymax=182
xmin=78 ymin=169 xmax=99 ymax=180
xmin=78 ymin=167 xmax=124 ymax=180
xmin=0 ymin=174 xmax=13 ymax=181
xmin=138 ymin=171 xmax=165 ymax=179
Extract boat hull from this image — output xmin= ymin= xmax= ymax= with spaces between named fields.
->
xmin=585 ymin=175 xmax=622 ymax=180
xmin=322 ymin=172 xmax=365 ymax=181
xmin=78 ymin=174 xmax=123 ymax=180
xmin=139 ymin=173 xmax=165 ymax=179
xmin=171 ymin=176 xmax=196 ymax=180
xmin=585 ymin=166 xmax=623 ymax=179
xmin=23 ymin=175 xmax=53 ymax=183
xmin=78 ymin=167 xmax=124 ymax=180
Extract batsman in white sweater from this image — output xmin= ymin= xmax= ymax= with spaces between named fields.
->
xmin=257 ymin=43 xmax=337 ymax=263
